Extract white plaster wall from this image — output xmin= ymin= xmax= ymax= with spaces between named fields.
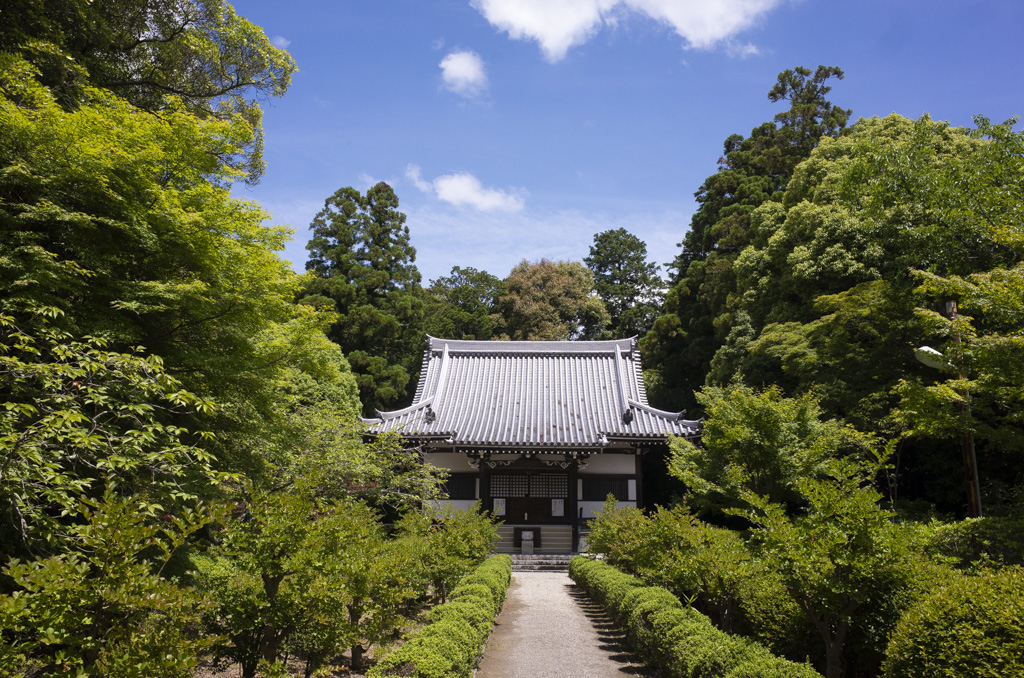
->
xmin=423 ymin=452 xmax=476 ymax=472
xmin=581 ymin=453 xmax=635 ymax=474
xmin=429 ymin=499 xmax=479 ymax=512
xmin=578 ymin=500 xmax=636 ymax=518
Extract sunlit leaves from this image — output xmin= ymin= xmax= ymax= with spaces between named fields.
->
xmin=492 ymin=258 xmax=610 ymax=340
xmin=0 ymin=312 xmax=224 ymax=553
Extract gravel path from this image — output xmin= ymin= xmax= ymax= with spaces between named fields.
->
xmin=475 ymin=571 xmax=653 ymax=678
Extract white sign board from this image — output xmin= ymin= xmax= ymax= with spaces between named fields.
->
xmin=493 ymin=498 xmax=506 ymax=516
xmin=551 ymin=498 xmax=564 ymax=517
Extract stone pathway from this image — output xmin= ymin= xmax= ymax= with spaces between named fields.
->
xmin=475 ymin=571 xmax=653 ymax=678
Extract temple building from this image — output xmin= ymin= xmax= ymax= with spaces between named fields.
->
xmin=362 ymin=337 xmax=701 ymax=553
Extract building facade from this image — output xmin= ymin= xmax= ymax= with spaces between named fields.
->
xmin=362 ymin=337 xmax=701 ymax=553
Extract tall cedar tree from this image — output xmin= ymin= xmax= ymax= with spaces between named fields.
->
xmin=584 ymin=228 xmax=664 ymax=338
xmin=301 ymin=183 xmax=424 ymax=415
xmin=643 ymin=66 xmax=850 ymax=411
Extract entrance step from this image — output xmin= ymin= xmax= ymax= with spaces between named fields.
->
xmin=511 ymin=554 xmax=574 ymax=572
xmin=495 ymin=524 xmax=573 ymax=554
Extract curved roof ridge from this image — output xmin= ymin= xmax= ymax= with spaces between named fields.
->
xmin=427 ymin=336 xmax=637 ymax=355
xmin=368 ymin=396 xmax=433 ymax=422
xmin=626 ymin=397 xmax=701 ymax=426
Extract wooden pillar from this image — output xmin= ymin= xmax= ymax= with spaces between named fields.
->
xmin=568 ymin=457 xmax=579 ymax=553
xmin=635 ymin=449 xmax=644 ymax=510
xmin=479 ymin=456 xmax=491 ymax=513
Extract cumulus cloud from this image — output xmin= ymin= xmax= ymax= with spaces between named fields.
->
xmin=270 ymin=35 xmax=291 ymax=49
xmin=434 ymin=173 xmax=524 ymax=211
xmin=439 ymin=50 xmax=489 ymax=98
xmin=470 ymin=0 xmax=781 ymax=61
xmin=406 ymin=164 xmax=524 ymax=212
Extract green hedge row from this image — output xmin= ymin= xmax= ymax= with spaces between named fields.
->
xmin=569 ymin=556 xmax=821 ymax=678
xmin=883 ymin=566 xmax=1024 ymax=677
xmin=368 ymin=554 xmax=512 ymax=678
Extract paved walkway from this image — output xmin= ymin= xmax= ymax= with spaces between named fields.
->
xmin=475 ymin=571 xmax=653 ymax=678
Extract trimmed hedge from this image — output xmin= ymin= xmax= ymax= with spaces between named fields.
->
xmin=569 ymin=556 xmax=821 ymax=678
xmin=883 ymin=566 xmax=1024 ymax=677
xmin=368 ymin=554 xmax=512 ymax=678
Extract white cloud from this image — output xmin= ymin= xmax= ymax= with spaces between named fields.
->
xmin=470 ymin=0 xmax=781 ymax=61
xmin=406 ymin=165 xmax=524 ymax=212
xmin=439 ymin=50 xmax=489 ymax=98
xmin=725 ymin=41 xmax=761 ymax=58
xmin=470 ymin=0 xmax=609 ymax=62
xmin=405 ymin=164 xmax=433 ymax=193
xmin=434 ymin=173 xmax=524 ymax=211
xmin=270 ymin=35 xmax=291 ymax=49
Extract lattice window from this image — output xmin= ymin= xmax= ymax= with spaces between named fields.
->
xmin=491 ymin=474 xmax=529 ymax=497
xmin=530 ymin=474 xmax=568 ymax=498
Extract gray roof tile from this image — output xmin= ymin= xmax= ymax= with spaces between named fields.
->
xmin=362 ymin=337 xmax=701 ymax=447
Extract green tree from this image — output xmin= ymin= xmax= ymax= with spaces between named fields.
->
xmin=0 ymin=494 xmax=217 ymax=677
xmin=398 ymin=505 xmax=499 ymax=604
xmin=668 ymin=384 xmax=874 ymax=515
xmin=423 ymin=266 xmax=503 ymax=340
xmin=584 ymin=228 xmax=663 ymax=338
xmin=0 ymin=54 xmax=342 ymax=492
xmin=0 ymin=0 xmax=295 ymax=180
xmin=492 ymin=259 xmax=610 ymax=340
xmin=897 ymin=264 xmax=1024 ymax=452
xmin=740 ymin=461 xmax=929 ymax=678
xmin=706 ymin=114 xmax=1024 ymax=510
xmin=301 ymin=183 xmax=425 ymax=414
xmin=0 ymin=311 xmax=222 ymax=556
xmin=643 ymin=65 xmax=850 ymax=409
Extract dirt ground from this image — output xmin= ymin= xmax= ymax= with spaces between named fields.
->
xmin=191 ymin=609 xmax=429 ymax=678
xmin=193 ymin=656 xmax=370 ymax=678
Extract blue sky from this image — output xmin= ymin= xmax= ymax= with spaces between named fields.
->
xmin=230 ymin=0 xmax=1024 ymax=285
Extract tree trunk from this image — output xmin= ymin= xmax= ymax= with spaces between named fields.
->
xmin=260 ymin=573 xmax=286 ymax=664
xmin=349 ymin=602 xmax=365 ymax=671
xmin=803 ymin=600 xmax=853 ymax=678
xmin=824 ymin=637 xmax=845 ymax=678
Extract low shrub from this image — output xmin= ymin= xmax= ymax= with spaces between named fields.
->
xmin=368 ymin=554 xmax=512 ymax=678
xmin=882 ymin=566 xmax=1024 ymax=677
xmin=923 ymin=516 xmax=1024 ymax=569
xmin=570 ymin=556 xmax=820 ymax=678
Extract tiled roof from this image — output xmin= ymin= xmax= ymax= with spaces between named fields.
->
xmin=362 ymin=337 xmax=701 ymax=449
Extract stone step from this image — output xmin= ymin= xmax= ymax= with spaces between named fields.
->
xmin=511 ymin=554 xmax=574 ymax=572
